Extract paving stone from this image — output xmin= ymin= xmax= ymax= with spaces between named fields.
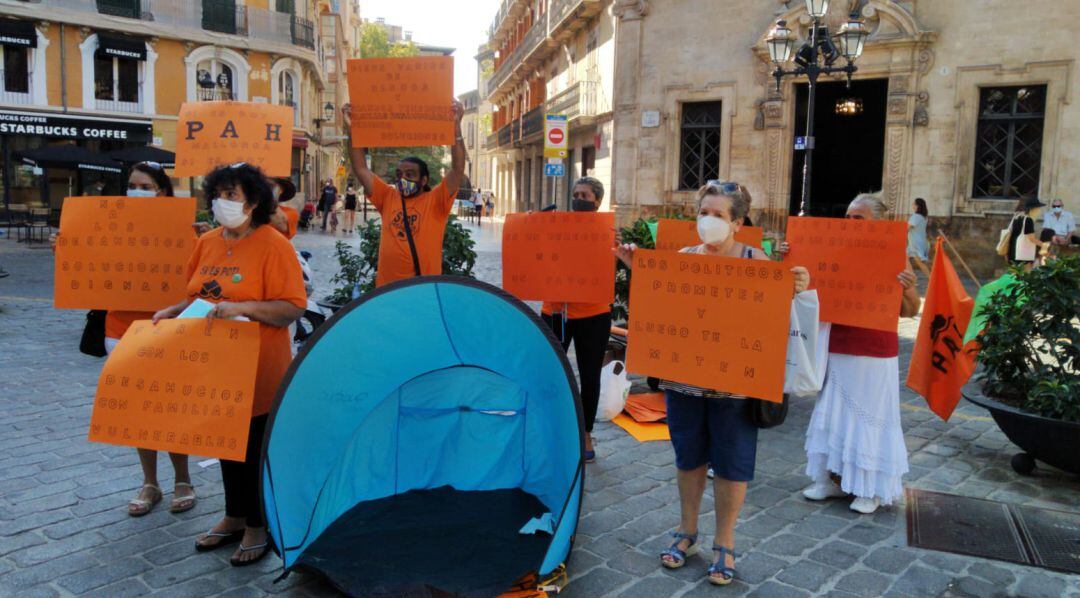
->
xmin=787 ymin=515 xmax=849 ymax=540
xmin=151 ymin=576 xmax=228 ymax=597
xmin=968 ymin=561 xmax=1015 ymax=586
xmin=919 ymin=551 xmax=970 ymax=573
xmin=56 ymin=557 xmax=153 ymax=594
xmin=774 ymin=559 xmax=840 ymax=592
xmin=734 ymin=552 xmax=787 ymax=585
xmin=1014 ymin=573 xmax=1068 ymax=598
xmin=607 ymin=549 xmax=657 ymax=577
xmin=746 ymin=581 xmax=811 ymax=597
xmin=745 ymin=485 xmax=790 ymax=509
xmin=561 ymin=567 xmax=633 ymax=598
xmin=892 ymin=564 xmax=955 ymax=596
xmin=0 ymin=531 xmax=46 ymax=557
xmin=806 ymin=540 xmax=865 ymax=569
xmin=617 ymin=575 xmax=687 ymax=598
xmin=140 ymin=554 xmax=224 ymax=589
xmin=736 ymin=513 xmax=789 ymax=539
xmin=8 ymin=530 xmax=104 ymax=567
xmin=79 ymin=578 xmax=153 ymax=598
xmin=834 ymin=570 xmax=892 ymax=597
xmin=840 ymin=522 xmax=894 ymax=546
xmin=756 ymin=534 xmax=817 ymax=558
xmin=947 ymin=575 xmax=1007 ymax=598
xmin=766 ymin=500 xmax=820 ymax=523
xmin=0 ymin=552 xmax=98 ymax=592
xmin=863 ymin=546 xmax=917 ymax=574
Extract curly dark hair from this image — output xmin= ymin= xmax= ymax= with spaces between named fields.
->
xmin=202 ymin=163 xmax=275 ymax=225
xmin=130 ymin=162 xmax=175 ymax=197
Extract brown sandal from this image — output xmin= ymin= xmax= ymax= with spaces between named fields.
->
xmin=127 ymin=484 xmax=162 ymax=517
xmin=169 ymin=482 xmax=197 ymax=513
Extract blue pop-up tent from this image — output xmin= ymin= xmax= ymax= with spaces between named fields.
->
xmin=261 ymin=276 xmax=585 ymax=595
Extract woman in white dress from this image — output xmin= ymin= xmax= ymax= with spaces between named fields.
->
xmin=789 ymin=194 xmax=922 ymax=514
xmin=907 ymin=198 xmax=930 ymax=277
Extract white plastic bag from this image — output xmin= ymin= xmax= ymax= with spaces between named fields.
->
xmin=784 ymin=290 xmax=825 ymax=396
xmin=597 ymin=361 xmax=631 ymax=421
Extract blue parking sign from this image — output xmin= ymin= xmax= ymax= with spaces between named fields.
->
xmin=545 ymin=163 xmax=565 ymax=177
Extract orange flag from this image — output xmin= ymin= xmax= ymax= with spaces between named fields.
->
xmin=906 ymin=238 xmax=977 ymax=421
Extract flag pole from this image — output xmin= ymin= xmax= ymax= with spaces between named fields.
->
xmin=936 ymin=231 xmax=981 ymax=288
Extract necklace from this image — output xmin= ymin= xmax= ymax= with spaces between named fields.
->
xmin=222 ymin=227 xmax=252 ymax=257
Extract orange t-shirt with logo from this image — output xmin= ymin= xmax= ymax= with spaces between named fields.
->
xmin=185 ymin=225 xmax=306 ymax=416
xmin=370 ymin=176 xmax=455 ymax=288
xmin=278 ymin=205 xmax=299 ymax=240
xmin=540 ymin=301 xmax=611 ymax=321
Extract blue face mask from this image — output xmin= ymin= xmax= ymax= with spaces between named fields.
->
xmin=397 ymin=178 xmax=420 ymax=197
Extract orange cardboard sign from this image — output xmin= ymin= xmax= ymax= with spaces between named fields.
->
xmin=626 ymin=250 xmax=792 ymax=403
xmin=347 ymin=56 xmax=455 ymax=148
xmin=174 ymin=101 xmax=293 ymax=177
xmin=502 ymin=212 xmax=616 ymax=304
xmin=785 ymin=216 xmax=907 ymax=332
xmin=88 ymin=319 xmax=260 ymax=461
xmin=655 ymin=218 xmax=763 ymax=251
xmin=54 ymin=196 xmax=196 ymax=311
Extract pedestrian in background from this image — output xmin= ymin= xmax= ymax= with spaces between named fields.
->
xmin=343 ymin=184 xmax=359 ymax=234
xmin=616 ymin=181 xmax=810 ymax=586
xmin=794 ymin=193 xmax=921 ymax=515
xmin=153 ymin=163 xmax=305 ymax=566
xmin=908 ymin=197 xmax=931 ymax=277
xmin=1007 ymin=196 xmax=1044 ymax=271
xmin=1043 ymin=198 xmax=1077 ymax=246
xmin=318 ymin=179 xmax=338 ymax=232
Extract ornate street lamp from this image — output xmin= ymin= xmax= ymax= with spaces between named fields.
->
xmin=766 ymin=7 xmax=870 ymax=215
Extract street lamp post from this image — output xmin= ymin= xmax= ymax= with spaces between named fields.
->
xmin=766 ymin=1 xmax=869 ymax=216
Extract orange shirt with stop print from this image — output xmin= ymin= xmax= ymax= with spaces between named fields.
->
xmin=184 ymin=225 xmax=307 ymax=416
xmin=369 ymin=176 xmax=455 ymax=288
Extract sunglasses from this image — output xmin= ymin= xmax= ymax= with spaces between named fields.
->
xmin=705 ymin=180 xmax=741 ymax=195
xmin=134 ymin=161 xmax=163 ymax=170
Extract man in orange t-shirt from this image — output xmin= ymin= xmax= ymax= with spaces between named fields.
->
xmin=343 ymin=99 xmax=466 ymax=287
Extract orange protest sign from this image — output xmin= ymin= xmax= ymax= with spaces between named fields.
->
xmin=502 ymin=212 xmax=616 ymax=304
xmin=655 ymin=218 xmax=763 ymax=251
xmin=347 ymin=56 xmax=455 ymax=148
xmin=785 ymin=216 xmax=907 ymax=332
xmin=625 ymin=250 xmax=792 ymax=403
xmin=174 ymin=101 xmax=293 ymax=177
xmin=88 ymin=319 xmax=260 ymax=461
xmin=54 ymin=196 xmax=195 ymax=311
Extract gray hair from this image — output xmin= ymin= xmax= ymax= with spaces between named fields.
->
xmin=573 ymin=176 xmax=604 ymax=202
xmin=850 ymin=192 xmax=888 ymax=219
xmin=696 ymin=181 xmax=752 ymax=221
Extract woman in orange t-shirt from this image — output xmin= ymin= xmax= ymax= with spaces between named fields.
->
xmin=153 ymin=163 xmax=306 ymax=567
xmin=540 ymin=176 xmax=613 ymax=464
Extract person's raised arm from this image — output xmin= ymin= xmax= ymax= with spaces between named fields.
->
xmin=442 ymin=99 xmax=467 ymax=199
xmin=342 ymin=104 xmax=375 ymax=196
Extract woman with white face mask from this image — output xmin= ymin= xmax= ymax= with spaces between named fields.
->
xmin=615 ymin=182 xmax=809 ymax=586
xmin=152 ymin=163 xmax=307 ymax=566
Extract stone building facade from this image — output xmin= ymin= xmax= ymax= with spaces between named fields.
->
xmin=611 ymin=0 xmax=1078 ymax=275
xmin=482 ymin=0 xmax=616 ymax=215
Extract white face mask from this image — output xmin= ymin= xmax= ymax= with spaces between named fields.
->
xmin=126 ymin=188 xmax=157 ymax=198
xmin=697 ymin=215 xmax=732 ymax=245
xmin=213 ymin=198 xmax=250 ymax=229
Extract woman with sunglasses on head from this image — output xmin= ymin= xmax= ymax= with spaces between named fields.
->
xmin=616 ymin=181 xmax=810 ymax=586
xmin=54 ymin=161 xmax=199 ymax=516
xmin=781 ymin=193 xmax=920 ymax=515
xmin=152 ymin=163 xmax=306 ymax=566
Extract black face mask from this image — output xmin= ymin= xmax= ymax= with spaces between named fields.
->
xmin=572 ymin=199 xmax=598 ymax=212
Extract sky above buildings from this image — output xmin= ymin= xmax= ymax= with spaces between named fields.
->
xmin=359 ymin=0 xmax=500 ymax=96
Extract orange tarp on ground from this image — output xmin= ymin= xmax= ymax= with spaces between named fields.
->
xmin=623 ymin=392 xmax=666 ymax=423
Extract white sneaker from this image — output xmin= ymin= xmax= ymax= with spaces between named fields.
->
xmin=850 ymin=497 xmax=881 ymax=514
xmin=802 ymin=480 xmax=848 ymax=501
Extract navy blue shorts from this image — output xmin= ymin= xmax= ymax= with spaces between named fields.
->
xmin=665 ymin=390 xmax=759 ymax=481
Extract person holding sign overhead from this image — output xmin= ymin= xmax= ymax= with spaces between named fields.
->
xmin=342 ymin=99 xmax=466 ymax=287
xmin=540 ymin=177 xmax=612 ymax=463
xmin=783 ymin=193 xmax=921 ymax=515
xmin=615 ymin=182 xmax=810 ymax=586
xmin=152 ymin=163 xmax=306 ymax=566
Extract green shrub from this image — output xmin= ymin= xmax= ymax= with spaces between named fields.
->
xmin=977 ymin=255 xmax=1080 ymax=422
xmin=612 ymin=212 xmax=693 ymax=322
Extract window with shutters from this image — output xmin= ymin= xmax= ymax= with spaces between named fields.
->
xmin=972 ymin=85 xmax=1046 ymax=200
xmin=679 ymin=101 xmax=722 ymax=190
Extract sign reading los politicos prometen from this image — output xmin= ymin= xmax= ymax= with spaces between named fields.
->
xmin=0 ymin=110 xmax=152 ymax=142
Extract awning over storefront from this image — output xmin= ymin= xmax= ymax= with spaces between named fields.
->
xmin=292 ymin=134 xmax=309 ymax=149
xmin=17 ymin=145 xmax=124 ymax=174
xmin=0 ymin=20 xmax=37 ymax=48
xmin=95 ymin=35 xmax=147 ymax=61
xmin=0 ymin=110 xmax=152 ymax=143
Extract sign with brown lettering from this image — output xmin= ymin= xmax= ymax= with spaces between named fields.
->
xmin=87 ymin=319 xmax=260 ymax=461
xmin=54 ymin=196 xmax=196 ymax=311
xmin=174 ymin=101 xmax=293 ymax=176
xmin=502 ymin=212 xmax=616 ymax=304
xmin=626 ymin=250 xmax=792 ymax=403
xmin=346 ymin=56 xmax=455 ymax=148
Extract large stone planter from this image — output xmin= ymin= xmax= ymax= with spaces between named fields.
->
xmin=962 ymin=382 xmax=1080 ymax=476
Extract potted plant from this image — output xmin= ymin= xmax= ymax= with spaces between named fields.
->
xmin=322 ymin=216 xmax=477 ymax=311
xmin=962 ymin=255 xmax=1080 ymax=475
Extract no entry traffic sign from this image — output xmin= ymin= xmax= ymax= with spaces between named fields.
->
xmin=544 ymin=114 xmax=568 ymax=159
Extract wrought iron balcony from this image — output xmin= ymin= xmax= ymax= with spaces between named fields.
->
xmin=546 ymin=80 xmax=600 ymax=122
xmin=549 ymin=0 xmax=603 ymax=41
xmin=290 ymin=16 xmax=315 ymax=49
xmin=520 ymin=106 xmax=544 ymax=140
xmin=497 ymin=123 xmax=512 ymax=147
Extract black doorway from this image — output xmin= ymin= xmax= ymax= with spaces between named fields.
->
xmin=789 ymin=78 xmax=888 ymax=217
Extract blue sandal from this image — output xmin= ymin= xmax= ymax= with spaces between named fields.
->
xmin=708 ymin=545 xmax=738 ymax=585
xmin=659 ymin=531 xmax=699 ymax=569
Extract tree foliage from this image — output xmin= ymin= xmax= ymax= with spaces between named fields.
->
xmin=358 ymin=22 xmax=420 ymax=59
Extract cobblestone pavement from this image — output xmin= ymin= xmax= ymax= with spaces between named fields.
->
xmin=0 ymin=223 xmax=1077 ymax=597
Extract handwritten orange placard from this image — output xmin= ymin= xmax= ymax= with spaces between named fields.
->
xmin=54 ymin=196 xmax=195 ymax=311
xmin=347 ymin=56 xmax=455 ymax=148
xmin=785 ymin=216 xmax=907 ymax=332
xmin=655 ymin=218 xmax=763 ymax=251
xmin=174 ymin=101 xmax=293 ymax=177
xmin=502 ymin=212 xmax=616 ymax=304
xmin=88 ymin=319 xmax=260 ymax=461
xmin=626 ymin=250 xmax=792 ymax=403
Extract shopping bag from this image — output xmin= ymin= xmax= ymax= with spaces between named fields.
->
xmin=783 ymin=290 xmax=824 ymax=396
xmin=597 ymin=361 xmax=631 ymax=421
